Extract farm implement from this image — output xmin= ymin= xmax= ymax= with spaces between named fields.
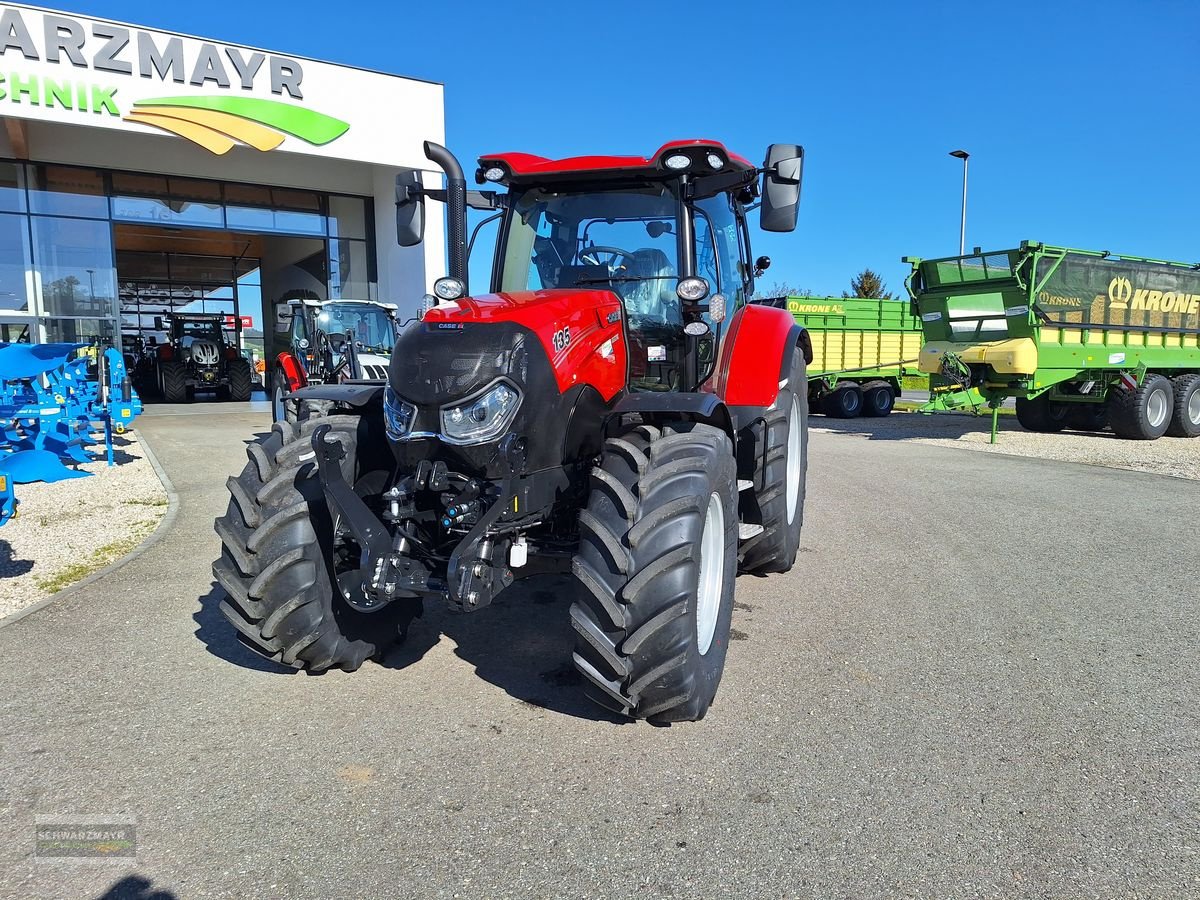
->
xmin=0 ymin=342 xmax=143 ymax=525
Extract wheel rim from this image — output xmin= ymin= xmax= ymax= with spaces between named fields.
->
xmin=845 ymin=391 xmax=860 ymax=414
xmin=1189 ymin=387 xmax=1200 ymax=425
xmin=1146 ymin=387 xmax=1168 ymax=428
xmin=696 ymin=491 xmax=726 ymax=656
xmin=272 ymin=383 xmax=284 ymax=421
xmin=786 ymin=395 xmax=802 ymax=525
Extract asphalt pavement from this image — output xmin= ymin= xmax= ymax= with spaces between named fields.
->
xmin=1 ymin=400 xmax=1196 ymax=899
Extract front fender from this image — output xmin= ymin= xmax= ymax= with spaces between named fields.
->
xmin=709 ymin=305 xmax=808 ymax=408
xmin=276 ymin=352 xmax=306 ymax=392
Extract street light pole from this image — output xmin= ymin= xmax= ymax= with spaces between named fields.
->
xmin=949 ymin=150 xmax=969 ymax=255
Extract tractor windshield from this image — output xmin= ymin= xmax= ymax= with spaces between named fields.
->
xmin=174 ymin=318 xmax=224 ymax=345
xmin=498 ymin=185 xmax=682 ymax=327
xmin=318 ymin=303 xmax=396 ymax=353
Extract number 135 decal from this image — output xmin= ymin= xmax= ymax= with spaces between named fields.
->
xmin=552 ymin=326 xmax=571 ymax=352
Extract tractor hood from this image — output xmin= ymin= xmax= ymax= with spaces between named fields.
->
xmin=394 ymin=288 xmax=626 ymax=407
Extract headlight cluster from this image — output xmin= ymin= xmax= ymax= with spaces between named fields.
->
xmin=441 ymin=380 xmax=521 ymax=445
xmin=384 ymin=385 xmax=416 ymax=441
xmin=385 ymin=380 xmax=522 ymax=446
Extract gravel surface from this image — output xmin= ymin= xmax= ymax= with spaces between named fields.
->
xmin=0 ymin=431 xmax=168 ymax=618
xmin=813 ymin=410 xmax=1200 ymax=480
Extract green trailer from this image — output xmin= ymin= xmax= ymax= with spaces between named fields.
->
xmin=904 ymin=241 xmax=1200 ymax=441
xmin=777 ymin=296 xmax=924 ymax=418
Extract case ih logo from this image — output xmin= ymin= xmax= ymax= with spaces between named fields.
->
xmin=1106 ymin=275 xmax=1200 ymax=315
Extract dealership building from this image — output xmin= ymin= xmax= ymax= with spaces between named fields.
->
xmin=0 ymin=3 xmax=446 ymax=355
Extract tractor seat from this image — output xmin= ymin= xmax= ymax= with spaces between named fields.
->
xmin=623 ymin=248 xmax=678 ymax=322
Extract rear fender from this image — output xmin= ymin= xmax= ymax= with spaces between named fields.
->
xmin=276 ymin=352 xmax=307 ymax=392
xmin=607 ymin=392 xmax=735 ymax=444
xmin=710 ymin=305 xmax=810 ymax=408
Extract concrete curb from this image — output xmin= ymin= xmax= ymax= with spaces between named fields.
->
xmin=0 ymin=428 xmax=180 ymax=630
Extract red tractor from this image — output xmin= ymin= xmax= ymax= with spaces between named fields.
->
xmin=213 ymin=139 xmax=811 ymax=723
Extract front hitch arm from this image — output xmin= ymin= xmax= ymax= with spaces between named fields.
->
xmin=311 ymin=424 xmax=394 ymax=589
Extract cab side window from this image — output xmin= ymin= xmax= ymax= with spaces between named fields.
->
xmin=696 ymin=194 xmax=745 ymax=308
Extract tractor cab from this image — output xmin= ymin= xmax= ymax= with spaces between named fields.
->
xmin=397 ymin=140 xmax=802 ymax=393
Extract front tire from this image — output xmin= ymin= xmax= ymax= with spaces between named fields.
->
xmin=821 ymin=382 xmax=862 ymax=418
xmin=212 ymin=415 xmax=418 ymax=672
xmin=226 ymin=359 xmax=253 ymax=402
xmin=740 ymin=346 xmax=807 ymax=575
xmin=160 ymin=360 xmax=188 ymax=403
xmin=571 ymin=422 xmax=738 ymax=723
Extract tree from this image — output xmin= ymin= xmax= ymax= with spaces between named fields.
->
xmin=843 ymin=268 xmax=895 ymax=300
xmin=756 ymin=281 xmax=812 ymax=299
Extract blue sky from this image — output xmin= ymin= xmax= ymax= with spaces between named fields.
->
xmin=81 ymin=0 xmax=1200 ymax=299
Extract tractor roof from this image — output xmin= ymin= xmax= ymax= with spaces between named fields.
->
xmin=476 ymin=140 xmax=756 ymax=186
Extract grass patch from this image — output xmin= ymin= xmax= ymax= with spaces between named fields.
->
xmin=124 ymin=497 xmax=169 ymax=507
xmin=33 ymin=521 xmax=158 ymax=595
xmin=901 ymin=374 xmax=929 ymax=392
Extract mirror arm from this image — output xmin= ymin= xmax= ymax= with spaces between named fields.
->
xmin=467 ymin=212 xmax=503 ymax=262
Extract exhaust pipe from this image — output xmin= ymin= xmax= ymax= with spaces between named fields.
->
xmin=423 ymin=141 xmax=469 ymax=291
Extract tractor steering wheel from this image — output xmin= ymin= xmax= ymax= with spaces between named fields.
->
xmin=578 ymin=245 xmax=637 ymax=273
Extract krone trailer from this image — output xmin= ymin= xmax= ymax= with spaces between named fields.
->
xmin=904 ymin=242 xmax=1200 ymax=441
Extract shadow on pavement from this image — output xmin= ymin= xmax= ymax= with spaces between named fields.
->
xmin=0 ymin=540 xmax=34 ymax=577
xmin=386 ymin=573 xmax=627 ymax=724
xmin=811 ymin=411 xmax=1113 ymax=442
xmin=195 ymin=570 xmax=624 ymax=723
xmin=95 ymin=875 xmax=177 ymax=899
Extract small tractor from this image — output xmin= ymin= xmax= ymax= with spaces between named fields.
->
xmin=271 ymin=297 xmax=401 ymax=423
xmin=153 ymin=313 xmax=253 ymax=403
xmin=214 ymin=139 xmax=810 ymax=723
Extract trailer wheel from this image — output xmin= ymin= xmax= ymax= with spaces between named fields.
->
xmin=1109 ymin=374 xmax=1173 ymax=440
xmin=571 ymin=421 xmax=738 ymax=723
xmin=160 ymin=360 xmax=188 ymax=403
xmin=226 ymin=359 xmax=253 ymax=402
xmin=1166 ymin=374 xmax=1200 ymax=438
xmin=740 ymin=346 xmax=807 ymax=575
xmin=1066 ymin=404 xmax=1109 ymax=433
xmin=861 ymin=380 xmax=895 ymax=417
xmin=1015 ymin=394 xmax=1068 ymax=433
xmin=821 ymin=382 xmax=863 ymax=418
xmin=212 ymin=415 xmax=418 ymax=672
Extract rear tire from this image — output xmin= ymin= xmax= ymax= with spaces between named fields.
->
xmin=1109 ymin=374 xmax=1173 ymax=440
xmin=1166 ymin=374 xmax=1200 ymax=438
xmin=821 ymin=382 xmax=863 ymax=418
xmin=1015 ymin=393 xmax=1068 ymax=433
xmin=861 ymin=380 xmax=895 ymax=417
xmin=226 ymin=359 xmax=253 ymax=402
xmin=571 ymin=422 xmax=738 ymax=723
xmin=160 ymin=360 xmax=188 ymax=403
xmin=740 ymin=346 xmax=807 ymax=575
xmin=1066 ymin=404 xmax=1109 ymax=432
xmin=213 ymin=415 xmax=418 ymax=672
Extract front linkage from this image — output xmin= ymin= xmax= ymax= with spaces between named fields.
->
xmin=312 ymin=424 xmax=533 ymax=612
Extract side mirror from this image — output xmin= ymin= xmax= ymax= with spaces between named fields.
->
xmin=395 ymin=170 xmax=425 ymax=247
xmin=754 ymin=255 xmax=771 ymax=277
xmin=760 ymin=144 xmax=803 ymax=233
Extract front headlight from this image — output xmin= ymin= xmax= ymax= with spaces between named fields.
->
xmin=384 ymin=384 xmax=416 ymax=440
xmin=440 ymin=380 xmax=521 ymax=445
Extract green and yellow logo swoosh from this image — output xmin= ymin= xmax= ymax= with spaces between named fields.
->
xmin=123 ymin=96 xmax=350 ymax=156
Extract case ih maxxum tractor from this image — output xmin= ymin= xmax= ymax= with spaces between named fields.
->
xmin=214 ymin=140 xmax=811 ymax=723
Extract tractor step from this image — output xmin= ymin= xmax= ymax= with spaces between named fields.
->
xmin=738 ymin=522 xmax=764 ymax=540
xmin=737 ymin=479 xmax=753 ymax=492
